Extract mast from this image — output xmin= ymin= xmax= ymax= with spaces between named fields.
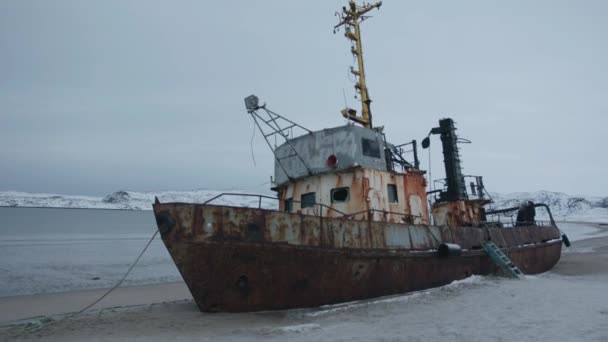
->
xmin=335 ymin=1 xmax=382 ymax=129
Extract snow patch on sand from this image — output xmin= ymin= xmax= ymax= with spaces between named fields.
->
xmin=263 ymin=323 xmax=321 ymax=335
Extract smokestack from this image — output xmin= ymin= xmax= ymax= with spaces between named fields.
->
xmin=431 ymin=118 xmax=468 ymax=202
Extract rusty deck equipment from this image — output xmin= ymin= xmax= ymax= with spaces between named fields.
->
xmin=153 ymin=1 xmax=566 ymax=313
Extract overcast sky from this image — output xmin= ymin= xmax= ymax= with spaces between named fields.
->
xmin=1 ymin=0 xmax=606 ymax=197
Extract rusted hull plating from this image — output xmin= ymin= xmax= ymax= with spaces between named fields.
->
xmin=154 ymin=203 xmax=562 ymax=313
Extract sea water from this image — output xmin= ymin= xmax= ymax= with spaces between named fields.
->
xmin=0 ymin=207 xmax=180 ymax=297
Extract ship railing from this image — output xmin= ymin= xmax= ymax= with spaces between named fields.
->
xmin=429 ymin=175 xmax=491 ymax=202
xmin=202 ymin=192 xmax=279 ymax=209
xmin=202 ymin=193 xmax=348 ymax=217
xmin=485 ymin=203 xmax=557 ymax=227
xmin=201 ymin=193 xmax=422 ymax=222
xmin=201 ymin=193 xmax=556 ymax=228
xmin=345 ymin=208 xmax=423 ymax=224
xmin=385 ymin=140 xmax=420 ymax=172
xmin=483 ymin=220 xmax=553 ymax=228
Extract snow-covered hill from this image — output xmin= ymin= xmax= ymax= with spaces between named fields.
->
xmin=1 ymin=189 xmax=607 ymax=223
xmin=489 ymin=191 xmax=608 ymax=223
xmin=0 ymin=190 xmax=277 ymax=211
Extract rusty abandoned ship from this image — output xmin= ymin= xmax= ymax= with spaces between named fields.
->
xmin=153 ymin=1 xmax=568 ymax=313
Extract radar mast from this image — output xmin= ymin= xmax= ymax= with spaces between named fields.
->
xmin=334 ymin=1 xmax=382 ymax=129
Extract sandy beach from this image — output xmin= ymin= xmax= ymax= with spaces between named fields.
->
xmin=2 ymin=223 xmax=607 ymax=342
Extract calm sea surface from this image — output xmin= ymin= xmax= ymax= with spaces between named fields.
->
xmin=0 ymin=207 xmax=180 ymax=297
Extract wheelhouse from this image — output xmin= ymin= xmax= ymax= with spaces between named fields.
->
xmin=273 ymin=124 xmax=429 ymax=224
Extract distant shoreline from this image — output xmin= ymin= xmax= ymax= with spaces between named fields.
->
xmin=0 ymin=205 xmax=143 ymax=211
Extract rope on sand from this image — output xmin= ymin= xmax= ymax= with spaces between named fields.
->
xmin=20 ymin=230 xmax=160 ymax=335
xmin=69 ymin=230 xmax=160 ymax=316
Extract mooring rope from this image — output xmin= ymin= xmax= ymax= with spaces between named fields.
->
xmin=69 ymin=230 xmax=159 ymax=316
xmin=19 ymin=229 xmax=159 ymax=335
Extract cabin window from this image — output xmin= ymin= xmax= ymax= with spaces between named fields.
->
xmin=301 ymin=192 xmax=316 ymax=208
xmin=387 ymin=184 xmax=398 ymax=203
xmin=331 ymin=187 xmax=350 ymax=203
xmin=362 ymin=138 xmax=381 ymax=158
xmin=284 ymin=198 xmax=293 ymax=212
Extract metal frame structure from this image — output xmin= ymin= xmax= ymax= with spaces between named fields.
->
xmin=245 ymin=95 xmax=313 ymax=181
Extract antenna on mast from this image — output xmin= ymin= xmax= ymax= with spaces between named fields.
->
xmin=334 ymin=1 xmax=382 ymax=129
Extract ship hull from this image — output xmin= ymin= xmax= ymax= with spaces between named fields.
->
xmin=153 ymin=203 xmax=562 ymax=313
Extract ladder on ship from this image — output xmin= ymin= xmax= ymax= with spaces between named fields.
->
xmin=481 ymin=241 xmax=523 ymax=279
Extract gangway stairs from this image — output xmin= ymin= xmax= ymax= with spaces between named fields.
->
xmin=481 ymin=241 xmax=524 ymax=279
